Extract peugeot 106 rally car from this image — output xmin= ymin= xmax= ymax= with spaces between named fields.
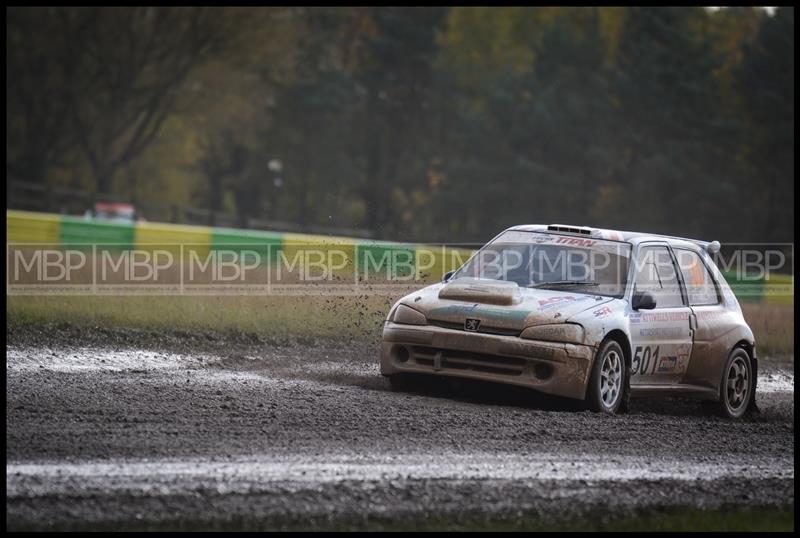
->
xmin=380 ymin=224 xmax=757 ymax=418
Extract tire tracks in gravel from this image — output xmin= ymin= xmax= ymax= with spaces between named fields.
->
xmin=5 ymin=325 xmax=795 ymax=529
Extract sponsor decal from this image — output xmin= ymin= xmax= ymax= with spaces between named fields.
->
xmin=555 ymin=237 xmax=596 ymax=247
xmin=639 ymin=327 xmax=686 ymax=338
xmin=657 ymin=356 xmax=678 ymax=373
xmin=633 ymin=311 xmax=690 ymax=323
xmin=634 ymin=344 xmax=692 ymax=376
xmin=535 ymin=326 xmax=569 ymax=339
xmin=537 ymin=295 xmax=591 ymax=311
xmin=676 ymin=343 xmax=691 ymax=371
xmin=629 ymin=312 xmax=642 ymax=324
xmin=428 ymin=305 xmax=529 ymax=323
xmin=593 ymin=306 xmax=613 ymax=318
xmin=465 ymin=318 xmax=481 ymax=332
xmin=696 ymin=310 xmax=728 ymax=321
xmin=530 ymin=233 xmax=556 ymax=243
xmin=429 ymin=304 xmax=475 ymax=317
xmin=539 ymin=296 xmax=576 ymax=306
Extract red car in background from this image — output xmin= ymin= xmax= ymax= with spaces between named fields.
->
xmin=83 ymin=202 xmax=143 ymax=224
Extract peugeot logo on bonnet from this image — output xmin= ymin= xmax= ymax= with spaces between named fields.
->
xmin=465 ymin=318 xmax=481 ymax=332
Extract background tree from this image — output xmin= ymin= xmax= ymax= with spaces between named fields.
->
xmin=66 ymin=7 xmax=235 ymax=194
xmin=350 ymin=7 xmax=449 ymax=238
xmin=735 ymin=6 xmax=794 ymax=241
xmin=6 ymin=6 xmax=794 ymax=243
xmin=7 ymin=8 xmax=80 ymax=185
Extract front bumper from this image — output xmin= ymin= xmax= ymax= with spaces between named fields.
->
xmin=379 ymin=322 xmax=595 ymax=400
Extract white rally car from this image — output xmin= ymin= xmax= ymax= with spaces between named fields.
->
xmin=380 ymin=225 xmax=757 ymax=418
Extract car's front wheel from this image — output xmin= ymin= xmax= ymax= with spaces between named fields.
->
xmin=702 ymin=347 xmax=754 ymax=419
xmin=586 ymin=339 xmax=628 ymax=414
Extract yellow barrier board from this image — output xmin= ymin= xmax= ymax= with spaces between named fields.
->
xmin=280 ymin=232 xmax=357 ymax=277
xmin=6 ymin=210 xmax=62 ymax=244
xmin=134 ymin=221 xmax=213 ymax=260
xmin=764 ymin=273 xmax=794 ymax=306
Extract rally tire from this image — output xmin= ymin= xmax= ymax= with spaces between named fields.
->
xmin=702 ymin=347 xmax=754 ymax=419
xmin=586 ymin=339 xmax=628 ymax=414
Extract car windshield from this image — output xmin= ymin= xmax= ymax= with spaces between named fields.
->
xmin=452 ymin=231 xmax=631 ymax=298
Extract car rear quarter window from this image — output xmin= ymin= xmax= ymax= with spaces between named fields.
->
xmin=673 ymin=248 xmax=720 ymax=306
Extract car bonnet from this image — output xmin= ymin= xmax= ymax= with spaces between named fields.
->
xmin=405 ymin=279 xmax=615 ymax=332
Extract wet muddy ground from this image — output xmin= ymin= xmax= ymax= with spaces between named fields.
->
xmin=6 ymin=323 xmax=795 ymax=530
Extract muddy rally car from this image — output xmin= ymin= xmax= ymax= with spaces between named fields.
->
xmin=380 ymin=225 xmax=757 ymax=418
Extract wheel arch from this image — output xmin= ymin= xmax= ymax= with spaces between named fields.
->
xmin=603 ymin=329 xmax=633 ymax=413
xmin=604 ymin=329 xmax=632 ymax=368
xmin=733 ymin=339 xmax=755 ymax=360
xmin=733 ymin=339 xmax=759 ymax=413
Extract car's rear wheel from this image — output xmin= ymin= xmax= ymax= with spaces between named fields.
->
xmin=702 ymin=347 xmax=753 ymax=419
xmin=586 ymin=340 xmax=628 ymax=414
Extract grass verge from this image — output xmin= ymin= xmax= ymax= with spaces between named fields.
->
xmin=6 ymin=294 xmax=400 ymax=339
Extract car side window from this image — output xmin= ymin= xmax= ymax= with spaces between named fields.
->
xmin=673 ymin=248 xmax=720 ymax=306
xmin=633 ymin=246 xmax=685 ymax=308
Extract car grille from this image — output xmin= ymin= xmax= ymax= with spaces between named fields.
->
xmin=409 ymin=345 xmax=526 ymax=376
xmin=428 ymin=320 xmax=521 ymax=337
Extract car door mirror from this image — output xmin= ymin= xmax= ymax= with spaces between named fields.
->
xmin=442 ymin=270 xmax=455 ymax=283
xmin=632 ymin=291 xmax=657 ymax=310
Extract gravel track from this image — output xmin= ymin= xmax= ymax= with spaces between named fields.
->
xmin=6 ymin=323 xmax=795 ymax=530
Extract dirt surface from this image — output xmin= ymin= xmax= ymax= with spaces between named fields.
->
xmin=6 ymin=323 xmax=795 ymax=530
